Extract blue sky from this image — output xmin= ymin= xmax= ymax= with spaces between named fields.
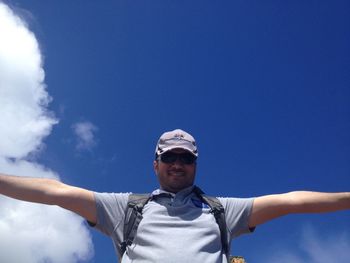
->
xmin=1 ymin=1 xmax=349 ymax=262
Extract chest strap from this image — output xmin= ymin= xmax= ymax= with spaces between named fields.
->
xmin=120 ymin=194 xmax=151 ymax=253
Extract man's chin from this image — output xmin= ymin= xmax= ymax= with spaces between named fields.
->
xmin=163 ymin=182 xmax=193 ymax=193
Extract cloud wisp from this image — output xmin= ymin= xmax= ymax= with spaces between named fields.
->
xmin=72 ymin=121 xmax=98 ymax=151
xmin=265 ymin=225 xmax=350 ymax=263
xmin=301 ymin=225 xmax=350 ymax=263
xmin=0 ymin=3 xmax=93 ymax=263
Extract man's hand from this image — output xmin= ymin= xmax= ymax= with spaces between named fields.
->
xmin=0 ymin=173 xmax=97 ymax=224
xmin=249 ymin=191 xmax=350 ymax=228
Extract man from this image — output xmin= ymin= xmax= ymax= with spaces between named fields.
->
xmin=0 ymin=129 xmax=349 ymax=263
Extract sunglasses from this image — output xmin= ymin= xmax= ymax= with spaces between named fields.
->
xmin=158 ymin=152 xmax=197 ymax=165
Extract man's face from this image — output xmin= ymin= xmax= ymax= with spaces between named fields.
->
xmin=153 ymin=148 xmax=197 ymax=193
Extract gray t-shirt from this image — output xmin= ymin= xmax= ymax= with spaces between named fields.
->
xmin=92 ymin=186 xmax=254 ymax=263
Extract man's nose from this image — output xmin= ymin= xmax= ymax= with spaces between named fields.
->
xmin=172 ymin=158 xmax=184 ymax=167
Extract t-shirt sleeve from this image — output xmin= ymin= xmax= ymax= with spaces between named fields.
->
xmin=90 ymin=192 xmax=130 ymax=236
xmin=218 ymin=197 xmax=255 ymax=238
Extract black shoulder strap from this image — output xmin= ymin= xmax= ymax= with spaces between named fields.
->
xmin=120 ymin=193 xmax=151 ymax=255
xmin=193 ymin=186 xmax=230 ymax=262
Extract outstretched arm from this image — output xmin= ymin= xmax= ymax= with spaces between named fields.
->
xmin=0 ymin=173 xmax=97 ymax=224
xmin=249 ymin=191 xmax=350 ymax=228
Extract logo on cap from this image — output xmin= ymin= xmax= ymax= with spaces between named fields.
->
xmin=174 ymin=133 xmax=184 ymax=140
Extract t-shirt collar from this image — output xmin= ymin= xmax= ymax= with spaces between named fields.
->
xmin=151 ymin=185 xmax=195 ymax=199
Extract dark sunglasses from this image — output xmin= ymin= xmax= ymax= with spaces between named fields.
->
xmin=159 ymin=152 xmax=197 ymax=165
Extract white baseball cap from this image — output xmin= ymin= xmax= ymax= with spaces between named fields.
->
xmin=155 ymin=129 xmax=198 ymax=157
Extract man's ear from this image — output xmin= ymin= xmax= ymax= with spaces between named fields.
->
xmin=153 ymin=160 xmax=159 ymax=174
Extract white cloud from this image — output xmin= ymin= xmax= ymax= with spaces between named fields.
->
xmin=0 ymin=158 xmax=93 ymax=263
xmin=0 ymin=3 xmax=93 ymax=263
xmin=72 ymin=121 xmax=98 ymax=151
xmin=0 ymin=2 xmax=57 ymax=160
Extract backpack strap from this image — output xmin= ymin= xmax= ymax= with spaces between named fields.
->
xmin=120 ymin=193 xmax=151 ymax=255
xmin=193 ymin=186 xmax=230 ymax=262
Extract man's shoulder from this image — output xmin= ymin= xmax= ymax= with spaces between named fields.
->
xmin=93 ymin=191 xmax=131 ymax=207
xmin=217 ymin=196 xmax=255 ymax=210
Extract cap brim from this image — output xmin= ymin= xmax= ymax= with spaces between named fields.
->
xmin=158 ymin=146 xmax=198 ymax=157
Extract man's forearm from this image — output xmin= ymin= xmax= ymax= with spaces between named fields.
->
xmin=0 ymin=172 xmax=97 ymax=223
xmin=286 ymin=191 xmax=350 ymax=213
xmin=0 ymin=173 xmax=63 ymax=205
xmin=250 ymin=191 xmax=350 ymax=227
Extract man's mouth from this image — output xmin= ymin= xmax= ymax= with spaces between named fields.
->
xmin=168 ymin=170 xmax=185 ymax=177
